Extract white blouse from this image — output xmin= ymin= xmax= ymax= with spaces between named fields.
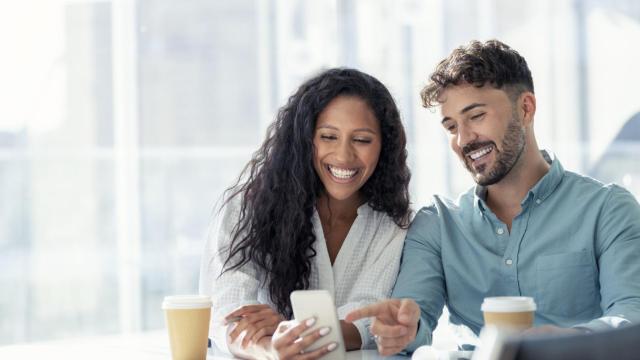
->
xmin=199 ymin=197 xmax=407 ymax=353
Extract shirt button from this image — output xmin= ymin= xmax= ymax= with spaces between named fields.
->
xmin=496 ymin=228 xmax=504 ymax=235
xmin=536 ymin=199 xmax=542 ymax=204
xmin=505 ymin=259 xmax=513 ymax=266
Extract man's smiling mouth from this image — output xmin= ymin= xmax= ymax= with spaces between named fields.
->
xmin=466 ymin=145 xmax=494 ymax=161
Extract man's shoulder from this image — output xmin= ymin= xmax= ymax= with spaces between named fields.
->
xmin=561 ymin=170 xmax=635 ymax=200
xmin=413 ymin=190 xmax=474 ymax=222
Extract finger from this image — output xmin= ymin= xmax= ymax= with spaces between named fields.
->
xmin=370 ymin=321 xmax=408 ymax=338
xmin=253 ymin=309 xmax=283 ymax=325
xmin=237 ymin=312 xmax=268 ymax=325
xmin=377 ymin=334 xmax=411 ymax=348
xmin=224 ymin=316 xmax=243 ymax=325
xmin=397 ymin=299 xmax=419 ymax=325
xmin=251 ymin=325 xmax=278 ymax=345
xmin=281 ymin=328 xmax=330 ymax=359
xmin=225 ymin=304 xmax=269 ymax=319
xmin=276 ymin=321 xmax=293 ymax=334
xmin=233 ymin=310 xmax=279 ymax=329
xmin=296 ymin=342 xmax=338 ymax=360
xmin=378 ymin=345 xmax=404 ymax=357
xmin=345 ymin=300 xmax=396 ymax=322
xmin=242 ymin=319 xmax=278 ymax=347
xmin=273 ymin=318 xmax=315 ymax=350
xmin=228 ymin=319 xmax=250 ymax=342
xmin=241 ymin=324 xmax=260 ymax=348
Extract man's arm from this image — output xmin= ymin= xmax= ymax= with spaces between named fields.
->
xmin=347 ymin=205 xmax=447 ymax=354
xmin=576 ymin=185 xmax=640 ymax=331
xmin=391 ymin=206 xmax=446 ymax=351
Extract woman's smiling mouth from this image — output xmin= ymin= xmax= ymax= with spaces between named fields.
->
xmin=326 ymin=164 xmax=359 ymax=182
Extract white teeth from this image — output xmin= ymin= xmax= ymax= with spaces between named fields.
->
xmin=328 ymin=165 xmax=358 ymax=179
xmin=468 ymin=146 xmax=493 ymax=160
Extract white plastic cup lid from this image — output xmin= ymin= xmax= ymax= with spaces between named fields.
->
xmin=162 ymin=295 xmax=212 ymax=310
xmin=481 ymin=296 xmax=537 ymax=312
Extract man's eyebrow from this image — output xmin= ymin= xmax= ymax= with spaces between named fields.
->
xmin=460 ymin=103 xmax=486 ymax=114
xmin=441 ymin=103 xmax=486 ymax=123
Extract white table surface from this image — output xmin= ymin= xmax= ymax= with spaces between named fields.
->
xmin=0 ymin=331 xmax=409 ymax=359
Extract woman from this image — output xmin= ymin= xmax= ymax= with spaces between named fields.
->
xmin=199 ymin=68 xmax=411 ymax=359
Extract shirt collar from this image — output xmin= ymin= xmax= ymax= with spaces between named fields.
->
xmin=473 ymin=150 xmax=564 ymax=211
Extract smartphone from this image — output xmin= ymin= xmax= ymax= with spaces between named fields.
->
xmin=290 ymin=290 xmax=346 ymax=360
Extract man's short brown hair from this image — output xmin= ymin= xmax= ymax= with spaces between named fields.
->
xmin=421 ymin=40 xmax=534 ymax=108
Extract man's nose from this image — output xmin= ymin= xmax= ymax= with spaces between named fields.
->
xmin=457 ymin=123 xmax=476 ymax=150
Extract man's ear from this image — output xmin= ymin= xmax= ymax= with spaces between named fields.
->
xmin=520 ymin=92 xmax=536 ymax=127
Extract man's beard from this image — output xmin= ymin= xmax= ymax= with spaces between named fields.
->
xmin=461 ymin=112 xmax=526 ymax=186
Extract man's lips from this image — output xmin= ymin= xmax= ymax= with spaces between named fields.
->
xmin=466 ymin=145 xmax=494 ymax=161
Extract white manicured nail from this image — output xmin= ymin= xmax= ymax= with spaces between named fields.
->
xmin=327 ymin=342 xmax=338 ymax=351
xmin=305 ymin=317 xmax=316 ymax=327
xmin=319 ymin=327 xmax=330 ymax=336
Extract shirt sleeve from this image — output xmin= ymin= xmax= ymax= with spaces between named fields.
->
xmin=391 ymin=204 xmax=446 ymax=353
xmin=574 ymin=185 xmax=640 ymax=332
xmin=198 ymin=197 xmax=262 ymax=354
xmin=335 ymin=221 xmax=406 ymax=349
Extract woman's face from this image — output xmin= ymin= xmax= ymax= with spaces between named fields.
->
xmin=313 ymin=95 xmax=382 ymax=204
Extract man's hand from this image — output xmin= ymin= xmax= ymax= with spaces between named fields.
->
xmin=345 ymin=299 xmax=420 ymax=356
xmin=522 ymin=325 xmax=583 ymax=336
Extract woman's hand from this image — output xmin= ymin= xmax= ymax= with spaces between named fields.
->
xmin=225 ymin=304 xmax=284 ymax=348
xmin=271 ymin=318 xmax=338 ymax=359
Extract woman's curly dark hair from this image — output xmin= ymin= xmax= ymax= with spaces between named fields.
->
xmin=421 ymin=39 xmax=534 ymax=108
xmin=221 ymin=68 xmax=411 ymax=318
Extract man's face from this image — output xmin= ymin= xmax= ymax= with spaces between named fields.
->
xmin=439 ymin=84 xmax=526 ymax=186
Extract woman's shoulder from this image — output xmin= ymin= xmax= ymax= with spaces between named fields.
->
xmin=364 ymin=204 xmax=409 ymax=241
xmin=218 ymin=193 xmax=244 ymax=221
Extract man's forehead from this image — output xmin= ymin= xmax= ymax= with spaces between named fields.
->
xmin=439 ymin=85 xmax=505 ymax=114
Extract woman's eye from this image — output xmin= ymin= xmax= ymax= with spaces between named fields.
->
xmin=320 ymin=134 xmax=337 ymax=140
xmin=354 ymin=138 xmax=372 ymax=144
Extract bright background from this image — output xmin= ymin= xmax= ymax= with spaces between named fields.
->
xmin=1 ymin=0 xmax=639 ymax=345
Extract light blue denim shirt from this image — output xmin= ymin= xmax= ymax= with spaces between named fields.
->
xmin=394 ymin=151 xmax=640 ymax=352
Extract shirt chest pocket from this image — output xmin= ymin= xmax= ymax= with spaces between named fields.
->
xmin=535 ymin=250 xmax=598 ymax=317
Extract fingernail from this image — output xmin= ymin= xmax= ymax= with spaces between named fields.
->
xmin=305 ymin=317 xmax=316 ymax=327
xmin=327 ymin=342 xmax=338 ymax=351
xmin=225 ymin=316 xmax=242 ymax=325
xmin=319 ymin=327 xmax=330 ymax=336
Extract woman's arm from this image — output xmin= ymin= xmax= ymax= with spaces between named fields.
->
xmin=341 ymin=320 xmax=362 ymax=350
xmin=199 ymin=198 xmax=279 ymax=356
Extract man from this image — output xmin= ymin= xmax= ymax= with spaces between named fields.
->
xmin=346 ymin=40 xmax=640 ymax=355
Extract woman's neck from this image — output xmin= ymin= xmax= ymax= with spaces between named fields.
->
xmin=316 ymin=193 xmax=362 ymax=226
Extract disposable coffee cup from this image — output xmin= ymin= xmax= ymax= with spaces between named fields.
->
xmin=162 ymin=295 xmax=212 ymax=360
xmin=481 ymin=296 xmax=536 ymax=330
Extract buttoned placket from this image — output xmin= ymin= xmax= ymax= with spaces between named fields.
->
xmin=481 ymin=196 xmax=536 ymax=295
xmin=503 ymin=196 xmax=537 ymax=294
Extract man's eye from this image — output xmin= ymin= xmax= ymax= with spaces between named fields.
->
xmin=471 ymin=113 xmax=485 ymax=120
xmin=444 ymin=124 xmax=456 ymax=132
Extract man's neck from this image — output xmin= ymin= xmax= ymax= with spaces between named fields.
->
xmin=485 ymin=148 xmax=550 ymax=230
